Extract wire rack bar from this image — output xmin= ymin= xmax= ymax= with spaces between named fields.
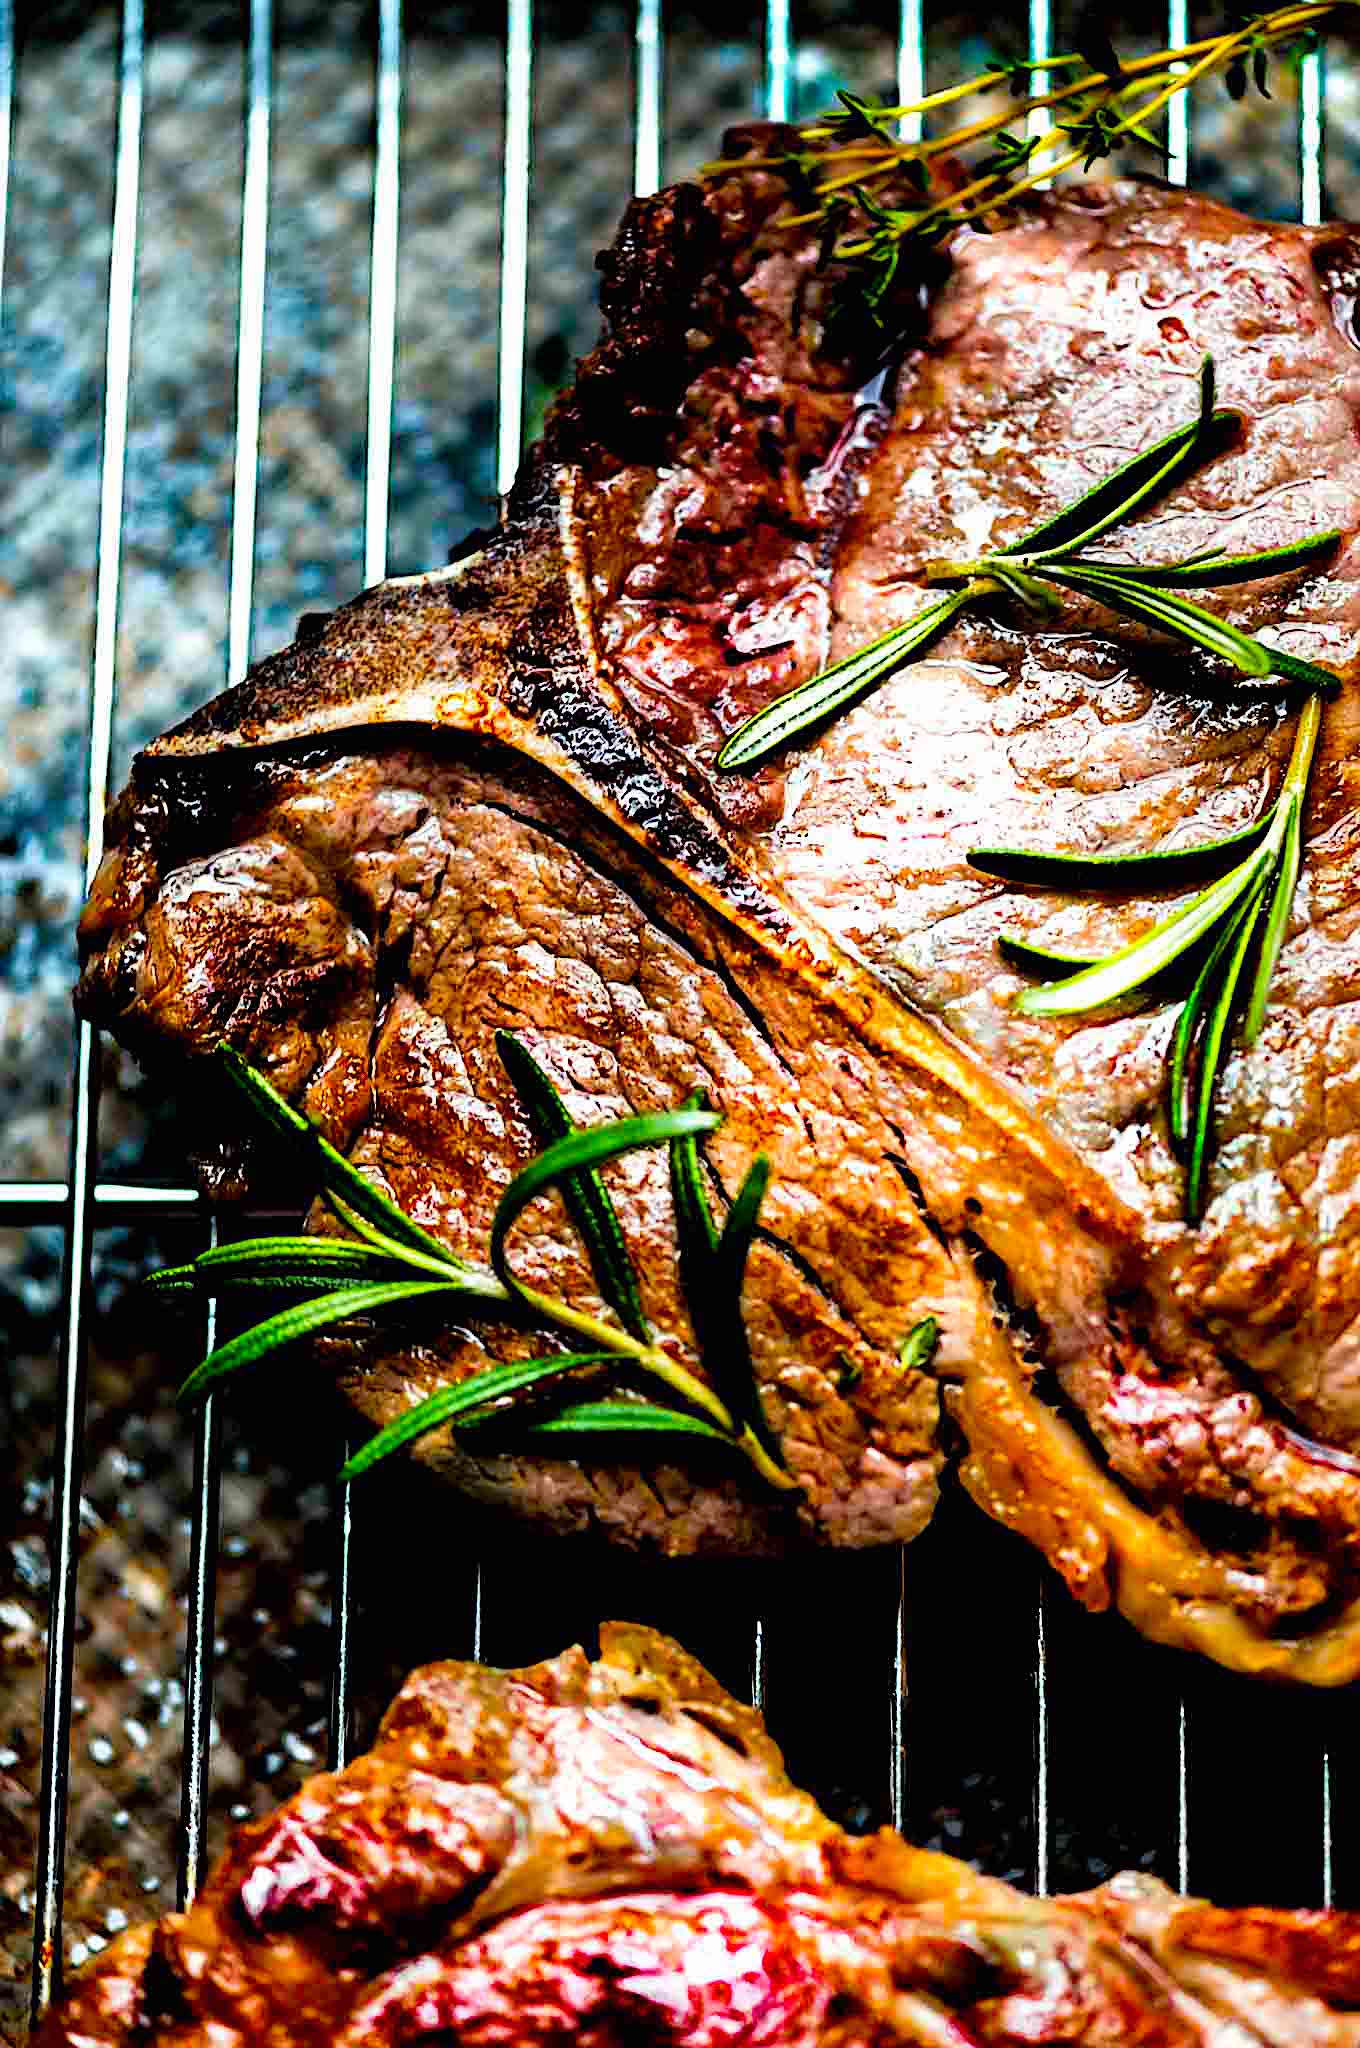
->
xmin=30 ymin=0 xmax=146 ymax=2020
xmin=633 ymin=0 xmax=663 ymax=199
xmin=1299 ymin=36 xmax=1331 ymax=1907
xmin=1026 ymin=0 xmax=1053 ymax=1891
xmin=1166 ymin=0 xmax=1190 ymax=188
xmin=1165 ymin=0 xmax=1192 ymax=1900
xmin=496 ymin=0 xmax=534 ymax=499
xmin=0 ymin=0 xmax=13 ymax=326
xmin=1026 ymin=0 xmax=1052 ymax=166
xmin=175 ymin=0 xmax=276 ymax=1907
xmin=1032 ymin=1581 xmax=1049 ymax=1893
xmin=0 ymin=1181 xmax=201 ymax=1220
xmin=1301 ymin=45 xmax=1325 ymax=228
xmin=889 ymin=0 xmax=925 ymax=1835
xmin=225 ymin=0 xmax=273 ymax=690
xmin=743 ymin=0 xmax=796 ymax=1720
xmin=322 ymin=0 xmax=406 ymax=1770
xmin=177 ymin=1276 xmax=220 ymax=1909
xmin=897 ymin=0 xmax=923 ymax=139
xmin=764 ymin=0 xmax=792 ymax=123
xmin=363 ymin=0 xmax=402 ymax=588
xmin=328 ymin=1459 xmax=358 ymax=1767
xmin=890 ymin=1545 xmax=908 ymax=1832
xmin=474 ymin=0 xmax=539 ymax=1665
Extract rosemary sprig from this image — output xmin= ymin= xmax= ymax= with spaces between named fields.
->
xmin=711 ymin=350 xmax=1339 ymax=1222
xmin=706 ymin=6 xmax=1341 ymax=318
xmin=153 ymin=1040 xmax=807 ymax=1493
xmin=717 ymin=358 xmax=1339 ymax=770
xmin=974 ymin=690 xmax=1324 ymax=1222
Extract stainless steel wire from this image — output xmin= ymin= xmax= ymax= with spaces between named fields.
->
xmin=764 ymin=0 xmax=792 ymax=122
xmin=1165 ymin=0 xmax=1192 ymax=1900
xmin=0 ymin=1180 xmax=202 ymax=1220
xmin=30 ymin=0 xmax=146 ymax=2018
xmin=1299 ymin=35 xmax=1332 ymax=1910
xmin=634 ymin=0 xmax=664 ymax=199
xmin=0 ymin=0 xmax=12 ymax=328
xmin=176 ymin=0 xmax=276 ymax=1907
xmin=1026 ymin=0 xmax=1052 ymax=169
xmin=364 ymin=0 xmax=403 ymax=589
xmin=746 ymin=0 xmax=793 ymax=1721
xmin=1166 ymin=0 xmax=1190 ymax=189
xmin=1032 ymin=1582 xmax=1049 ymax=1894
xmin=890 ymin=1546 xmax=907 ymax=1833
xmin=329 ymin=1462 xmax=358 ymax=1769
xmin=496 ymin=0 xmax=534 ymax=500
xmin=324 ymin=0 xmax=405 ymax=1770
xmin=897 ymin=0 xmax=923 ymax=129
xmin=177 ymin=1266 xmax=220 ymax=1910
xmin=1025 ymin=0 xmax=1053 ymax=1900
xmin=889 ymin=0 xmax=925 ymax=1841
xmin=226 ymin=0 xmax=274 ymax=691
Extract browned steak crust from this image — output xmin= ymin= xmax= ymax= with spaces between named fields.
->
xmin=33 ymin=1628 xmax=1360 ymax=2047
xmin=75 ymin=139 xmax=1360 ymax=1678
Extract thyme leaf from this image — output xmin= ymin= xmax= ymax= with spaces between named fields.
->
xmin=721 ymin=7 xmax=1345 ymax=314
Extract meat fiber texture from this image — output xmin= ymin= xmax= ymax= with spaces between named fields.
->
xmin=75 ymin=135 xmax=1360 ymax=1680
xmin=34 ymin=1625 xmax=1360 ymax=2047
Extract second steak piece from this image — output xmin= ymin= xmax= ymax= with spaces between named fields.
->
xmin=35 ymin=1626 xmax=1360 ymax=2048
xmin=75 ymin=149 xmax=1360 ymax=1680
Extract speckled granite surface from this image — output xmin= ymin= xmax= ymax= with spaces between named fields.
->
xmin=5 ymin=3 xmax=1360 ymax=2031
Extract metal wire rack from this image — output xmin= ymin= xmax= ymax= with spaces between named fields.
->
xmin=3 ymin=0 xmax=1343 ymax=2031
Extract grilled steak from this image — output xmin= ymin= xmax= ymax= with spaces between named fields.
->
xmin=75 ymin=140 xmax=1360 ymax=1679
xmin=34 ymin=1625 xmax=1360 ymax=2047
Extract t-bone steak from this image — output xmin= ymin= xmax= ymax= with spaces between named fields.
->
xmin=34 ymin=1625 xmax=1360 ymax=2047
xmin=75 ymin=142 xmax=1360 ymax=1681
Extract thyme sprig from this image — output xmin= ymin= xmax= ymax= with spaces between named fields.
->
xmin=706 ymin=5 xmax=1342 ymax=320
xmin=717 ymin=357 xmax=1339 ymax=771
xmin=149 ymin=1040 xmax=800 ymax=1491
xmin=973 ymin=691 xmax=1323 ymax=1223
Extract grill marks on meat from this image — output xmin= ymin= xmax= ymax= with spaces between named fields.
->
xmin=34 ymin=1628 xmax=1360 ymax=2047
xmin=88 ymin=736 xmax=953 ymax=1554
xmin=73 ymin=144 xmax=1360 ymax=1679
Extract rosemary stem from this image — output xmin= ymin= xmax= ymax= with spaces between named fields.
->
xmin=509 ymin=1280 xmax=739 ymax=1434
xmin=738 ymin=1425 xmax=802 ymax=1492
xmin=1280 ymin=685 xmax=1324 ymax=804
xmin=324 ymin=1188 xmax=511 ymax=1295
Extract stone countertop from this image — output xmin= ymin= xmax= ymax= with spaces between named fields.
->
xmin=4 ymin=3 xmax=1360 ymax=2028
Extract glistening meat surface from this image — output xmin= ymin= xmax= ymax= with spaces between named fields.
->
xmin=75 ymin=143 xmax=1360 ymax=1679
xmin=34 ymin=1627 xmax=1360 ymax=2047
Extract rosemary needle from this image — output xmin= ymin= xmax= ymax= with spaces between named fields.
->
xmin=977 ymin=687 xmax=1325 ymax=1224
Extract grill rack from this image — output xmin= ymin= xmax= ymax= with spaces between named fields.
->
xmin=4 ymin=1 xmax=1338 ymax=2029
